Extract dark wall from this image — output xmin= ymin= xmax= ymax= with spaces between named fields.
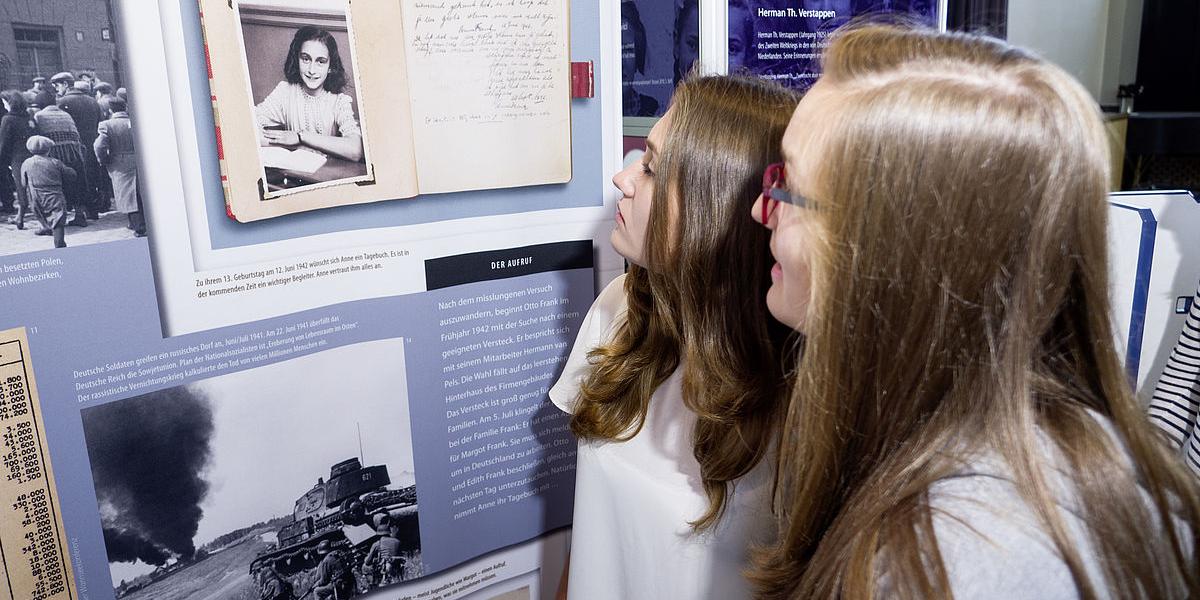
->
xmin=1136 ymin=0 xmax=1200 ymax=112
xmin=0 ymin=0 xmax=124 ymax=90
xmin=946 ymin=0 xmax=1007 ymax=38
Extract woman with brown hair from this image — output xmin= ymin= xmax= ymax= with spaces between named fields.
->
xmin=549 ymin=75 xmax=799 ymax=599
xmin=750 ymin=24 xmax=1199 ymax=599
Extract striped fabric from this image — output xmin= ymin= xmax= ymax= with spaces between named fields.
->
xmin=1149 ymin=283 xmax=1200 ymax=475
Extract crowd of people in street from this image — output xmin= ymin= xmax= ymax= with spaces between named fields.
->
xmin=0 ymin=70 xmax=144 ymax=248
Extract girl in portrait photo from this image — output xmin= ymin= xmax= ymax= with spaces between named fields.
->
xmin=255 ymin=25 xmax=364 ymax=164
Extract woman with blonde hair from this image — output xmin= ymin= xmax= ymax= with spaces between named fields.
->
xmin=550 ymin=75 xmax=799 ymax=599
xmin=751 ymin=25 xmax=1199 ymax=598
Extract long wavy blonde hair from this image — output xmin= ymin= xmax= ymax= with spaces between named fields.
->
xmin=570 ymin=75 xmax=800 ymax=529
xmin=751 ymin=25 xmax=1200 ymax=599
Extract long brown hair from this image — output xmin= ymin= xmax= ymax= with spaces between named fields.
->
xmin=751 ymin=25 xmax=1200 ymax=598
xmin=570 ymin=75 xmax=800 ymax=529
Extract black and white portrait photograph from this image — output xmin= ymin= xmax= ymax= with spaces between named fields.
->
xmin=81 ymin=338 xmax=421 ymax=599
xmin=236 ymin=0 xmax=372 ymax=198
xmin=0 ymin=0 xmax=148 ymax=257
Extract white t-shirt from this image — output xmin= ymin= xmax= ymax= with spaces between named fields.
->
xmin=549 ymin=274 xmax=774 ymax=600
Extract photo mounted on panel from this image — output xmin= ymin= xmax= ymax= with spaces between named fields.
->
xmin=79 ymin=338 xmax=422 ymax=599
xmin=0 ymin=0 xmax=150 ymax=257
xmin=729 ymin=0 xmax=938 ymax=90
xmin=198 ymin=0 xmax=421 ymax=222
xmin=675 ymin=0 xmax=701 ymax=86
xmin=195 ymin=0 xmax=571 ymax=223
xmin=622 ymin=0 xmax=699 ymax=136
xmin=234 ymin=0 xmax=374 ymax=198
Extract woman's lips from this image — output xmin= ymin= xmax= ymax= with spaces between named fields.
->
xmin=771 ymin=262 xmax=783 ymax=281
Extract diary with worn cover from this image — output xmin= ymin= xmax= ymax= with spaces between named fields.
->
xmin=198 ymin=0 xmax=572 ymax=222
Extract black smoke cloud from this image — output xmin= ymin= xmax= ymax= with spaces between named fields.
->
xmin=82 ymin=386 xmax=214 ymax=564
xmin=101 ymin=526 xmax=170 ymax=565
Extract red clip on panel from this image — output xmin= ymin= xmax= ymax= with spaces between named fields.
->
xmin=571 ymin=61 xmax=594 ymax=98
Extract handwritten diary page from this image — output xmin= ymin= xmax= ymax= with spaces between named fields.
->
xmin=402 ymin=0 xmax=572 ymax=193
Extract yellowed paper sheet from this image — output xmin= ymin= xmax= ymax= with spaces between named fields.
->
xmin=0 ymin=328 xmax=77 ymax=600
xmin=200 ymin=0 xmax=420 ymax=222
xmin=402 ymin=0 xmax=573 ymax=193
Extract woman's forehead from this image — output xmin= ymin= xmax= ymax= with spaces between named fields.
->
xmin=781 ymin=82 xmax=837 ymax=192
xmin=646 ymin=107 xmax=674 ymax=150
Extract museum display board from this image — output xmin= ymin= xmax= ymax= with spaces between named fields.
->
xmin=729 ymin=0 xmax=938 ymax=89
xmin=0 ymin=0 xmax=622 ymax=599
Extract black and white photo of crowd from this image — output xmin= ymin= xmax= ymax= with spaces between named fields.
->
xmin=0 ymin=0 xmax=146 ymax=257
xmin=0 ymin=69 xmax=144 ymax=253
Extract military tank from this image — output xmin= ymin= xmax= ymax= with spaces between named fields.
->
xmin=249 ymin=457 xmax=419 ymax=577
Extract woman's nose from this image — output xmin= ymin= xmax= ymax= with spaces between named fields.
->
xmin=612 ymin=162 xmax=637 ymax=197
xmin=751 ymin=194 xmax=774 ymax=228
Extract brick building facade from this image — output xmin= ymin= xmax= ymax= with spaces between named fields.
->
xmin=0 ymin=0 xmax=123 ymax=91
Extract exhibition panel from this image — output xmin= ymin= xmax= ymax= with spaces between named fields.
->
xmin=0 ymin=0 xmax=619 ymax=599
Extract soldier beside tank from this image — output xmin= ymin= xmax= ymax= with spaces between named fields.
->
xmin=362 ymin=520 xmax=405 ymax=587
xmin=312 ymin=540 xmax=357 ymax=600
xmin=256 ymin=567 xmax=296 ymax=600
xmin=247 ymin=459 xmax=419 ymax=598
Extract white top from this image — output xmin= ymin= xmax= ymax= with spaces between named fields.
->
xmin=255 ymin=82 xmax=361 ymax=138
xmin=549 ymin=274 xmax=774 ymax=600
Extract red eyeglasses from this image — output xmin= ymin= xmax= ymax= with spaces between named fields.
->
xmin=761 ymin=162 xmax=807 ymax=222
